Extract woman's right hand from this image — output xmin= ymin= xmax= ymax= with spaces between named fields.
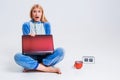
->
xmin=29 ymin=33 xmax=36 ymax=37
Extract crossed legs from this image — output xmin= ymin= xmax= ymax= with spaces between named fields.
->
xmin=14 ymin=48 xmax=64 ymax=74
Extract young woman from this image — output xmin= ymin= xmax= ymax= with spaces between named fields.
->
xmin=14 ymin=4 xmax=64 ymax=74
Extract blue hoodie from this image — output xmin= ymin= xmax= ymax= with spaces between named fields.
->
xmin=22 ymin=20 xmax=51 ymax=35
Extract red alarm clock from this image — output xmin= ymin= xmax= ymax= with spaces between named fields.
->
xmin=74 ymin=61 xmax=83 ymax=69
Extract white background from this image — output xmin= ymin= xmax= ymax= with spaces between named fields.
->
xmin=0 ymin=0 xmax=120 ymax=80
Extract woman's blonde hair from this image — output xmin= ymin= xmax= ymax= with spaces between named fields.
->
xmin=30 ymin=4 xmax=48 ymax=22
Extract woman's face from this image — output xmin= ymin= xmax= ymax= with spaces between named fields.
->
xmin=32 ymin=7 xmax=42 ymax=22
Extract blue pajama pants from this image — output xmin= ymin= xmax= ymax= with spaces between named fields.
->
xmin=14 ymin=48 xmax=64 ymax=69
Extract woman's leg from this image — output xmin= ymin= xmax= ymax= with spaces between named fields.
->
xmin=42 ymin=48 xmax=64 ymax=66
xmin=14 ymin=53 xmax=62 ymax=74
xmin=14 ymin=53 xmax=39 ymax=70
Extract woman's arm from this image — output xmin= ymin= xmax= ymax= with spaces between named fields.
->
xmin=22 ymin=22 xmax=30 ymax=35
xmin=44 ymin=22 xmax=51 ymax=35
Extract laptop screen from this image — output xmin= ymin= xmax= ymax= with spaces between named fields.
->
xmin=22 ymin=35 xmax=54 ymax=55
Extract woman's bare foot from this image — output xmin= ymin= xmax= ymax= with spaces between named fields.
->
xmin=55 ymin=68 xmax=61 ymax=74
xmin=23 ymin=69 xmax=28 ymax=72
xmin=36 ymin=63 xmax=62 ymax=74
xmin=23 ymin=69 xmax=36 ymax=72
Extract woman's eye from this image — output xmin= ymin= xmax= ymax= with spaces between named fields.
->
xmin=38 ymin=10 xmax=40 ymax=13
xmin=33 ymin=11 xmax=36 ymax=13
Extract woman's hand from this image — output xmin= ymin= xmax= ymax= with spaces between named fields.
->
xmin=29 ymin=33 xmax=36 ymax=37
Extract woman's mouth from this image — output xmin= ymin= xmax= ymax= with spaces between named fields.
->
xmin=35 ymin=17 xmax=39 ymax=19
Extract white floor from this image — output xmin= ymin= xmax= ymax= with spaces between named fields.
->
xmin=0 ymin=35 xmax=120 ymax=80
